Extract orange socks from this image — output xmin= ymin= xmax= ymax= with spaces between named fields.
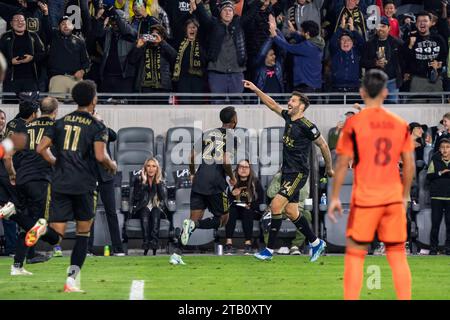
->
xmin=344 ymin=247 xmax=367 ymax=300
xmin=386 ymin=243 xmax=412 ymax=300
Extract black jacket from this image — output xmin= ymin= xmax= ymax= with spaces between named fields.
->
xmin=93 ymin=16 xmax=137 ymax=80
xmin=361 ymin=35 xmax=405 ymax=88
xmin=129 ymin=40 xmax=177 ymax=92
xmin=131 ymin=175 xmax=168 ymax=215
xmin=427 ymin=153 xmax=450 ymax=198
xmin=228 ymin=178 xmax=265 ymax=213
xmin=0 ymin=30 xmax=46 ymax=82
xmin=96 ymin=128 xmax=117 ymax=183
xmin=194 ymin=1 xmax=263 ymax=68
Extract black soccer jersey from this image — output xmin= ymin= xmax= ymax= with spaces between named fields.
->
xmin=14 ymin=116 xmax=55 ymax=185
xmin=5 ymin=118 xmax=28 ymax=171
xmin=44 ymin=110 xmax=108 ymax=195
xmin=192 ymin=128 xmax=237 ymax=195
xmin=281 ymin=110 xmax=321 ymax=174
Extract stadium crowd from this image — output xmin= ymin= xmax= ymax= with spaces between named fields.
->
xmin=0 ymin=0 xmax=449 ymax=97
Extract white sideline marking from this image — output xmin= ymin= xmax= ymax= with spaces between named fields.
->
xmin=129 ymin=280 xmax=145 ymax=300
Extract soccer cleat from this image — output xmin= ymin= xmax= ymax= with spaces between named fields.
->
xmin=169 ymin=253 xmax=186 ymax=265
xmin=53 ymin=246 xmax=63 ymax=257
xmin=10 ymin=265 xmax=33 ymax=276
xmin=254 ymin=248 xmax=273 ymax=261
xmin=310 ymin=239 xmax=326 ymax=262
xmin=180 ymin=219 xmax=195 ymax=246
xmin=0 ymin=202 xmax=16 ymax=220
xmin=64 ymin=277 xmax=85 ymax=293
xmin=25 ymin=219 xmax=48 ymax=247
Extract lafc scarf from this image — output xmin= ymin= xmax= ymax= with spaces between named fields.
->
xmin=142 ymin=46 xmax=161 ymax=88
xmin=173 ymin=38 xmax=203 ymax=81
xmin=335 ymin=7 xmax=367 ymax=39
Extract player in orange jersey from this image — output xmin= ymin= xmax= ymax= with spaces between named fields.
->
xmin=327 ymin=69 xmax=416 ymax=300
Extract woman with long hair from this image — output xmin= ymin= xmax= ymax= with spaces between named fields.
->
xmin=131 ymin=157 xmax=168 ymax=255
xmin=225 ymin=159 xmax=265 ymax=255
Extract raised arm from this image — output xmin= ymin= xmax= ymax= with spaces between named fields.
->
xmin=243 ymin=80 xmax=283 ymax=116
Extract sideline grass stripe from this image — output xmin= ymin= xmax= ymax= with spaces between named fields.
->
xmin=129 ymin=280 xmax=145 ymax=300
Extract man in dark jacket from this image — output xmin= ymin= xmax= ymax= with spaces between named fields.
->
xmin=94 ymin=8 xmax=137 ymax=93
xmin=361 ymin=16 xmax=403 ymax=104
xmin=129 ymin=24 xmax=176 ymax=101
xmin=192 ymin=0 xmax=263 ymax=103
xmin=427 ymin=138 xmax=450 ymax=255
xmin=46 ymin=16 xmax=91 ymax=94
xmin=0 ymin=12 xmax=46 ymax=93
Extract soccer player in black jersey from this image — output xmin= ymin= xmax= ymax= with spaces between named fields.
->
xmin=244 ymin=80 xmax=334 ymax=262
xmin=180 ymin=107 xmax=238 ymax=246
xmin=7 ymin=97 xmax=58 ymax=275
xmin=29 ymin=80 xmax=117 ymax=292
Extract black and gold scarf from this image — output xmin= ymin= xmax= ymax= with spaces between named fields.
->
xmin=142 ymin=46 xmax=162 ymax=88
xmin=173 ymin=38 xmax=203 ymax=81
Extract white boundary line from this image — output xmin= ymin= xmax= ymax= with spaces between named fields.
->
xmin=129 ymin=280 xmax=145 ymax=300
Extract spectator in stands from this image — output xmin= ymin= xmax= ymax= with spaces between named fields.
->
xmin=254 ymin=16 xmax=285 ymax=93
xmin=224 ymin=159 xmax=264 ymax=255
xmin=271 ymin=19 xmax=325 ymax=93
xmin=383 ymin=0 xmax=399 ymax=39
xmin=94 ymin=8 xmax=137 ymax=93
xmin=129 ymin=23 xmax=176 ymax=98
xmin=131 ymin=157 xmax=168 ymax=255
xmin=361 ymin=16 xmax=403 ymax=104
xmin=404 ymin=12 xmax=448 ymax=95
xmin=129 ymin=0 xmax=161 ymax=36
xmin=329 ymin=16 xmax=364 ymax=94
xmin=409 ymin=121 xmax=424 ymax=161
xmin=0 ymin=13 xmax=46 ymax=93
xmin=328 ymin=120 xmax=344 ymax=151
xmin=47 ymin=16 xmax=90 ymax=94
xmin=282 ymin=0 xmax=324 ymax=39
xmin=192 ymin=0 xmax=263 ymax=103
xmin=0 ymin=109 xmax=17 ymax=257
xmin=333 ymin=0 xmax=368 ymax=40
xmin=434 ymin=112 xmax=450 ymax=153
xmin=400 ymin=12 xmax=416 ymax=43
xmin=173 ymin=18 xmax=206 ymax=95
xmin=427 ymin=138 xmax=450 ymax=255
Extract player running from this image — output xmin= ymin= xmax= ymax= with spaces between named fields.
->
xmin=180 ymin=106 xmax=238 ymax=246
xmin=327 ymin=70 xmax=415 ymax=300
xmin=243 ymin=80 xmax=334 ymax=262
xmin=29 ymin=80 xmax=117 ymax=292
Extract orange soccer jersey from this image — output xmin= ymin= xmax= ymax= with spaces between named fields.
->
xmin=336 ymin=107 xmax=415 ymax=207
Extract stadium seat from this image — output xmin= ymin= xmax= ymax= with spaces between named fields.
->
xmin=117 ymin=127 xmax=154 ymax=155
xmin=164 ymin=127 xmax=202 ymax=187
xmin=416 ymin=169 xmax=447 ymax=247
xmin=117 ymin=150 xmax=152 ymax=184
xmin=259 ymin=127 xmax=284 ymax=190
xmin=172 ymin=188 xmax=214 ymax=246
xmin=324 ymin=169 xmax=354 ymax=248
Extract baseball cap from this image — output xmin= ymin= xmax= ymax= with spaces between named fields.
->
xmin=59 ymin=16 xmax=70 ymax=25
xmin=380 ymin=16 xmax=390 ymax=27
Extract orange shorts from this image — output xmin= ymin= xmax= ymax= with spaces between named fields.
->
xmin=346 ymin=202 xmax=407 ymax=243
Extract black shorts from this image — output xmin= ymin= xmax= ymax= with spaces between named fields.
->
xmin=190 ymin=191 xmax=229 ymax=217
xmin=278 ymin=172 xmax=308 ymax=203
xmin=48 ymin=190 xmax=98 ymax=223
xmin=16 ymin=181 xmax=51 ymax=220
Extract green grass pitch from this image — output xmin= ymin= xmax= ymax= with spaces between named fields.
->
xmin=1 ymin=255 xmax=449 ymax=300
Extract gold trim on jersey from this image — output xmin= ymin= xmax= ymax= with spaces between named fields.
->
xmin=288 ymin=173 xmax=303 ymax=197
xmin=222 ymin=192 xmax=229 ymax=213
xmin=44 ymin=184 xmax=51 ymax=220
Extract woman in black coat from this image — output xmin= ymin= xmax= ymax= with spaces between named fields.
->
xmin=131 ymin=157 xmax=168 ymax=255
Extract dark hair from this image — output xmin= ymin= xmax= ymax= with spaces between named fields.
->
xmin=72 ymin=80 xmax=97 ymax=107
xmin=40 ymin=97 xmax=58 ymax=115
xmin=362 ymin=69 xmax=388 ymax=98
xmin=220 ymin=106 xmax=237 ymax=124
xmin=184 ymin=18 xmax=199 ymax=32
xmin=234 ymin=159 xmax=258 ymax=203
xmin=416 ymin=11 xmax=432 ymax=20
xmin=383 ymin=0 xmax=395 ymax=7
xmin=439 ymin=138 xmax=450 ymax=147
xmin=0 ymin=109 xmax=5 ymax=117
xmin=11 ymin=12 xmax=25 ymax=21
xmin=292 ymin=91 xmax=310 ymax=111
xmin=300 ymin=20 xmax=320 ymax=38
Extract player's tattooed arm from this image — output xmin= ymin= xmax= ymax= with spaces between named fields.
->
xmin=242 ymin=80 xmax=283 ymax=116
xmin=94 ymin=141 xmax=117 ymax=175
xmin=314 ymin=135 xmax=334 ymax=177
xmin=37 ymin=136 xmax=56 ymax=166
